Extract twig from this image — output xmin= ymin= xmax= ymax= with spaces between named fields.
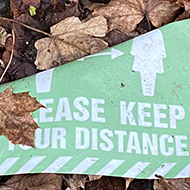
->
xmin=0 ymin=16 xmax=52 ymax=37
xmin=0 ymin=30 xmax=15 ymax=83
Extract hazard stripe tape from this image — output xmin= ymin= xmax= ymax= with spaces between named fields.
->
xmin=175 ymin=163 xmax=190 ymax=178
xmin=148 ymin=163 xmax=177 ymax=179
xmin=43 ymin=156 xmax=73 ymax=173
xmin=1 ymin=157 xmax=190 ymax=178
xmin=0 ymin=157 xmax=20 ymax=175
xmin=71 ymin=157 xmax=99 ymax=174
xmin=16 ymin=156 xmax=46 ymax=174
xmin=96 ymin=159 xmax=125 ymax=175
xmin=122 ymin=162 xmax=150 ymax=178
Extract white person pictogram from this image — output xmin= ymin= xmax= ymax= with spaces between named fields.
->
xmin=131 ymin=29 xmax=166 ymax=96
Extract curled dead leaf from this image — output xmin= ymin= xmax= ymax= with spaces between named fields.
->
xmin=154 ymin=177 xmax=190 ymax=190
xmin=62 ymin=174 xmax=88 ymax=190
xmin=176 ymin=0 xmax=190 ymax=20
xmin=85 ymin=176 xmax=126 ymax=190
xmin=91 ymin=0 xmax=180 ymax=33
xmin=177 ymin=0 xmax=190 ymax=10
xmin=176 ymin=9 xmax=190 ymax=21
xmin=124 ymin=178 xmax=134 ymax=189
xmin=0 ymin=27 xmax=10 ymax=47
xmin=35 ymin=16 xmax=108 ymax=70
xmin=51 ymin=16 xmax=107 ymax=38
xmin=88 ymin=175 xmax=102 ymax=181
xmin=0 ymin=86 xmax=44 ymax=147
xmin=34 ymin=37 xmax=60 ymax=70
xmin=70 ymin=0 xmax=79 ymax=2
xmin=2 ymin=174 xmax=62 ymax=190
xmin=0 ymin=186 xmax=13 ymax=190
xmin=22 ymin=0 xmax=41 ymax=8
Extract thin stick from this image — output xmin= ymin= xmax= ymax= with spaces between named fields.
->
xmin=0 ymin=30 xmax=15 ymax=83
xmin=0 ymin=16 xmax=52 ymax=37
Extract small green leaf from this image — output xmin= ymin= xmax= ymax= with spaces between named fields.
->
xmin=29 ymin=6 xmax=36 ymax=16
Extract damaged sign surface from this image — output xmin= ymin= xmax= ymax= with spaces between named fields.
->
xmin=0 ymin=19 xmax=190 ymax=179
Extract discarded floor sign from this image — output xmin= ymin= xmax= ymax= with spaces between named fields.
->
xmin=0 ymin=19 xmax=190 ymax=179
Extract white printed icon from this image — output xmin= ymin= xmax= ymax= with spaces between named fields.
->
xmin=77 ymin=48 xmax=124 ymax=61
xmin=36 ymin=68 xmax=54 ymax=93
xmin=131 ymin=29 xmax=166 ymax=96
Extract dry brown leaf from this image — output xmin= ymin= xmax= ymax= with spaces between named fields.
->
xmin=175 ymin=9 xmax=190 ymax=21
xmin=154 ymin=176 xmax=190 ymax=190
xmin=124 ymin=178 xmax=134 ymax=189
xmin=91 ymin=0 xmax=180 ymax=33
xmin=2 ymin=174 xmax=62 ymax=190
xmin=70 ymin=0 xmax=79 ymax=3
xmin=176 ymin=0 xmax=190 ymax=20
xmin=0 ymin=86 xmax=44 ymax=147
xmin=62 ymin=174 xmax=88 ymax=190
xmin=177 ymin=0 xmax=190 ymax=10
xmin=88 ymin=175 xmax=102 ymax=181
xmin=85 ymin=176 xmax=126 ymax=190
xmin=0 ymin=27 xmax=10 ymax=47
xmin=103 ymin=30 xmax=139 ymax=46
xmin=0 ymin=184 xmax=13 ymax=190
xmin=22 ymin=0 xmax=41 ymax=8
xmin=35 ymin=16 xmax=108 ymax=70
xmin=0 ymin=186 xmax=13 ymax=190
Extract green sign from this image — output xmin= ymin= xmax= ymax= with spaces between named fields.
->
xmin=0 ymin=19 xmax=190 ymax=179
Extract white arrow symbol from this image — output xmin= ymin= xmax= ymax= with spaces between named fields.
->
xmin=131 ymin=29 xmax=166 ymax=96
xmin=77 ymin=48 xmax=124 ymax=61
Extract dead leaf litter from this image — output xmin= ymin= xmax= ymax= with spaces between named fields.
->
xmin=0 ymin=0 xmax=190 ymax=189
xmin=34 ymin=16 xmax=108 ymax=70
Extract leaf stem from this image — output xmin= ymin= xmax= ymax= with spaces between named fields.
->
xmin=0 ymin=16 xmax=52 ymax=37
xmin=145 ymin=14 xmax=151 ymax=31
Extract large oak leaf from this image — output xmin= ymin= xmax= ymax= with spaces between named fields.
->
xmin=91 ymin=0 xmax=180 ymax=33
xmin=0 ymin=87 xmax=44 ymax=147
xmin=34 ymin=16 xmax=108 ymax=70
